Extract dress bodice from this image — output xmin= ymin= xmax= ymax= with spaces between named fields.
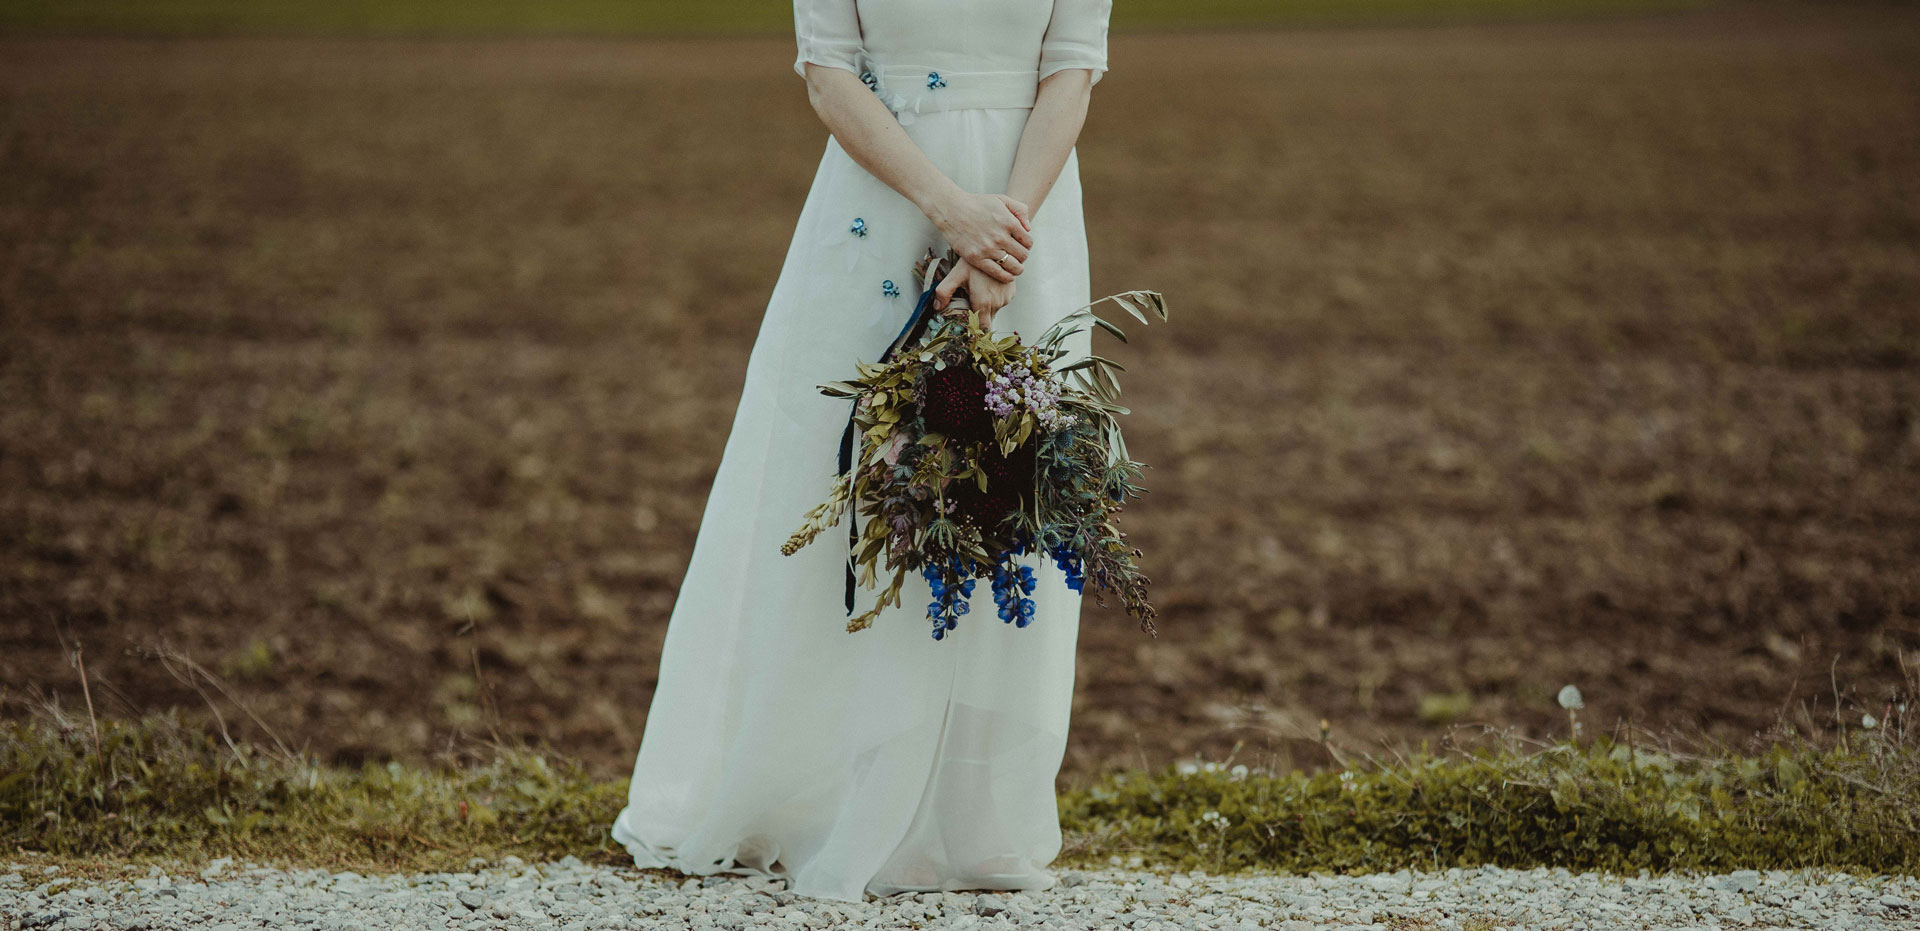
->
xmin=794 ymin=0 xmax=1110 ymax=93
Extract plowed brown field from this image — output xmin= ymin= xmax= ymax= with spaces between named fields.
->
xmin=3 ymin=4 xmax=1916 ymax=787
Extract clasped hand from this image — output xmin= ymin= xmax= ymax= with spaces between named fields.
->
xmin=928 ymin=191 xmax=1031 ymax=329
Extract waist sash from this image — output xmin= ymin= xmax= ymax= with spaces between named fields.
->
xmin=872 ymin=65 xmax=1040 ymax=114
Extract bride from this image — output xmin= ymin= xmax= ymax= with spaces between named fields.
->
xmin=610 ymin=0 xmax=1110 ymax=903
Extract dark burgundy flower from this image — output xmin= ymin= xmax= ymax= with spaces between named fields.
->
xmin=951 ymin=440 xmax=1036 ymax=529
xmin=918 ymin=362 xmax=993 ymax=444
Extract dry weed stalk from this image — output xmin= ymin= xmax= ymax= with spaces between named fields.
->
xmin=136 ymin=638 xmax=301 ymax=766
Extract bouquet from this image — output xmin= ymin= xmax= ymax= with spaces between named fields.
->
xmin=783 ymin=248 xmax=1167 ymax=641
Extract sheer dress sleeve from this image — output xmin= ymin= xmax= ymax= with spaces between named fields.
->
xmin=1038 ymin=0 xmax=1111 ymax=86
xmin=793 ymin=0 xmax=865 ymax=79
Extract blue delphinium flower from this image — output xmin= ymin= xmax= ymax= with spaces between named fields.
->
xmin=923 ymin=561 xmax=976 ymax=640
xmin=991 ymin=553 xmax=1040 ymax=627
xmin=1048 ymin=542 xmax=1085 ymax=594
xmin=1007 ymin=529 xmax=1036 ymax=558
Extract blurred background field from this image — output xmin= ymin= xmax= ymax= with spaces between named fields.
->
xmin=2 ymin=0 xmax=1917 ymax=793
xmin=0 ymin=0 xmax=1705 ymax=35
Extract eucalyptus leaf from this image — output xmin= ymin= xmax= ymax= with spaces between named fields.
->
xmin=1112 ymin=293 xmax=1151 ymax=326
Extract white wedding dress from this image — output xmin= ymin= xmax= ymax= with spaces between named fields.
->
xmin=609 ymin=0 xmax=1110 ymax=904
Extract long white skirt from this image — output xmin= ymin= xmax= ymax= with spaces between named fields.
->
xmin=610 ymin=102 xmax=1096 ymax=904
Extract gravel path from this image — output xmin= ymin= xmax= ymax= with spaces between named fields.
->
xmin=4 ymin=856 xmax=1916 ymax=930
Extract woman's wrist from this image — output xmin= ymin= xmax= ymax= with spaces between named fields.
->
xmin=913 ymin=179 xmax=968 ymax=231
xmin=1005 ymin=188 xmax=1043 ymax=217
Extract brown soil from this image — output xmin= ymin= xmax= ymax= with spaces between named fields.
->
xmin=3 ymin=4 xmax=1916 ymax=789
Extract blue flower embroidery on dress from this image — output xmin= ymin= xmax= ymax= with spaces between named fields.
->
xmin=926 ymin=71 xmax=946 ymax=89
xmin=853 ymin=53 xmax=924 ymax=126
xmin=860 ymin=272 xmax=897 ymax=326
xmin=834 ymin=215 xmax=881 ymax=276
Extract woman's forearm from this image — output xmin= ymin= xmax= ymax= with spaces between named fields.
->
xmin=1005 ymin=69 xmax=1094 ymax=217
xmin=803 ymin=63 xmax=967 ymax=222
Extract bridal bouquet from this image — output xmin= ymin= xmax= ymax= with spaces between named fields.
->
xmin=783 ymin=248 xmax=1166 ymax=641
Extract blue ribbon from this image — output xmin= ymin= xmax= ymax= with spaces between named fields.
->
xmin=838 ymin=278 xmax=946 ymax=616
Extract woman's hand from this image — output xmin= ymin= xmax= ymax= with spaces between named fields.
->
xmin=925 ymin=192 xmax=1033 ymax=284
xmin=933 ymin=259 xmax=1016 ymax=330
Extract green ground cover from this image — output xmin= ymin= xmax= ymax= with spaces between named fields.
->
xmin=6 ymin=706 xmax=1914 ymax=880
